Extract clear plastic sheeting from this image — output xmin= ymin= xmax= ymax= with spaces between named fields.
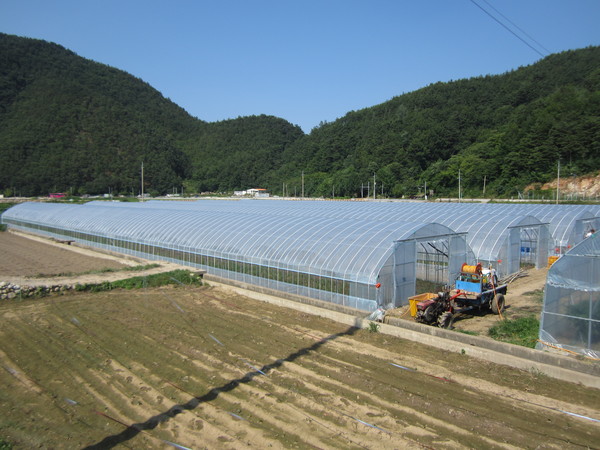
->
xmin=1 ymin=202 xmax=468 ymax=311
xmin=538 ymin=232 xmax=600 ymax=359
xmin=2 ymin=200 xmax=596 ymax=311
xmin=85 ymin=200 xmax=557 ymax=278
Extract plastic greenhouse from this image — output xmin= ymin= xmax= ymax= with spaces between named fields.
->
xmin=1 ymin=202 xmax=470 ymax=311
xmin=89 ymin=200 xmax=554 ymax=278
xmin=538 ymin=232 xmax=600 ymax=358
xmin=2 ymin=200 xmax=597 ymax=312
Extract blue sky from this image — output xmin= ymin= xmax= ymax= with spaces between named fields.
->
xmin=1 ymin=0 xmax=599 ymax=132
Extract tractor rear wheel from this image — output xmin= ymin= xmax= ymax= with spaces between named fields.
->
xmin=491 ymin=293 xmax=505 ymax=314
xmin=438 ymin=311 xmax=454 ymax=329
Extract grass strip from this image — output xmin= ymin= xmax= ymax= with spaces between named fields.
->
xmin=488 ymin=316 xmax=539 ymax=348
xmin=33 ymin=263 xmax=161 ymax=278
xmin=74 ymin=269 xmax=202 ymax=292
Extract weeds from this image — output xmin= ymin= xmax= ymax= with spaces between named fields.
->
xmin=528 ymin=366 xmax=548 ymax=378
xmin=523 ymin=288 xmax=544 ymax=303
xmin=456 ymin=329 xmax=479 ymax=336
xmin=74 ymin=269 xmax=202 ymax=292
xmin=34 ymin=263 xmax=160 ymax=278
xmin=0 ymin=438 xmax=12 ymax=450
xmin=367 ymin=322 xmax=380 ymax=333
xmin=488 ymin=316 xmax=539 ymax=348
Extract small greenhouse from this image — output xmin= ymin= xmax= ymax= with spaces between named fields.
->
xmin=538 ymin=232 xmax=600 ymax=359
xmin=1 ymin=202 xmax=470 ymax=311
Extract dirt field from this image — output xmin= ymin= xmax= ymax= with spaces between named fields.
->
xmin=0 ymin=231 xmax=185 ymax=286
xmin=1 ymin=232 xmax=600 ymax=449
xmin=0 ymin=231 xmax=129 ymax=278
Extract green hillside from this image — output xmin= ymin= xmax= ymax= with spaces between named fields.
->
xmin=0 ymin=33 xmax=302 ymax=196
xmin=184 ymin=115 xmax=304 ymax=193
xmin=276 ymin=46 xmax=600 ymax=198
xmin=0 ymin=32 xmax=598 ymax=198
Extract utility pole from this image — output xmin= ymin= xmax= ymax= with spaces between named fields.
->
xmin=373 ymin=173 xmax=376 ymax=200
xmin=301 ymin=171 xmax=304 ymax=198
xmin=141 ymin=161 xmax=144 ymax=202
xmin=483 ymin=175 xmax=487 ymax=196
xmin=556 ymin=160 xmax=560 ymax=204
xmin=458 ymin=169 xmax=461 ymax=203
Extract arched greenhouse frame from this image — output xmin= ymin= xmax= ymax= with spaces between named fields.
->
xmin=1 ymin=202 xmax=470 ymax=311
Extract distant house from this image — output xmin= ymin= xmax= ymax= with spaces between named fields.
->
xmin=49 ymin=193 xmax=67 ymax=198
xmin=233 ymin=188 xmax=269 ymax=198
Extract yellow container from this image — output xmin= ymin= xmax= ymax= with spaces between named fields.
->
xmin=408 ymin=292 xmax=438 ymax=317
xmin=547 ymin=255 xmax=559 ymax=267
xmin=461 ymin=263 xmax=482 ymax=274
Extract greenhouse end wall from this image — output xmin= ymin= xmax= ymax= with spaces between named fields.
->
xmin=538 ymin=233 xmax=600 ymax=359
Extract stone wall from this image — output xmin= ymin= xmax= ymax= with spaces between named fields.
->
xmin=0 ymin=281 xmax=75 ymax=299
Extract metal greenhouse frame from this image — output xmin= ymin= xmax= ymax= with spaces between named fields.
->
xmin=132 ymin=200 xmax=549 ymax=278
xmin=90 ymin=200 xmax=594 ymax=267
xmin=3 ymin=199 xmax=596 ymax=312
xmin=1 ymin=202 xmax=469 ymax=311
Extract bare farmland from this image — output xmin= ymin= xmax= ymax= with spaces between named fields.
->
xmin=0 ymin=232 xmax=599 ymax=449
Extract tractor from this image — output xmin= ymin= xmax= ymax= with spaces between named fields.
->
xmin=412 ymin=263 xmax=507 ymax=329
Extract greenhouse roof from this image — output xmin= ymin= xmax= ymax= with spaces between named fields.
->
xmin=89 ymin=199 xmax=561 ymax=263
xmin=4 ymin=199 xmax=596 ymax=279
xmin=3 ymin=202 xmax=462 ymax=285
xmin=546 ymin=232 xmax=600 ymax=292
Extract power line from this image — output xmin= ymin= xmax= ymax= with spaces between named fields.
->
xmin=469 ymin=0 xmax=548 ymax=58
xmin=480 ymin=0 xmax=551 ymax=55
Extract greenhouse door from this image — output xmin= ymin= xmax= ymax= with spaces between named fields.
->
xmin=416 ymin=238 xmax=449 ymax=290
xmin=520 ymin=227 xmax=538 ymax=267
xmin=507 ymin=224 xmax=549 ymax=274
xmin=392 ymin=240 xmax=416 ymax=307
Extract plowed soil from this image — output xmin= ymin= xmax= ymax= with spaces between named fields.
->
xmin=1 ymin=231 xmax=599 ymax=449
xmin=0 ymin=231 xmax=128 ymax=278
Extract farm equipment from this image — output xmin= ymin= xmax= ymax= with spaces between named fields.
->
xmin=411 ymin=263 xmax=507 ymax=328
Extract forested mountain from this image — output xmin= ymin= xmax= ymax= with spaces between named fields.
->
xmin=0 ymin=32 xmax=598 ymax=198
xmin=276 ymin=46 xmax=600 ymax=198
xmin=0 ymin=33 xmax=301 ymax=196
xmin=185 ymin=116 xmax=303 ymax=193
